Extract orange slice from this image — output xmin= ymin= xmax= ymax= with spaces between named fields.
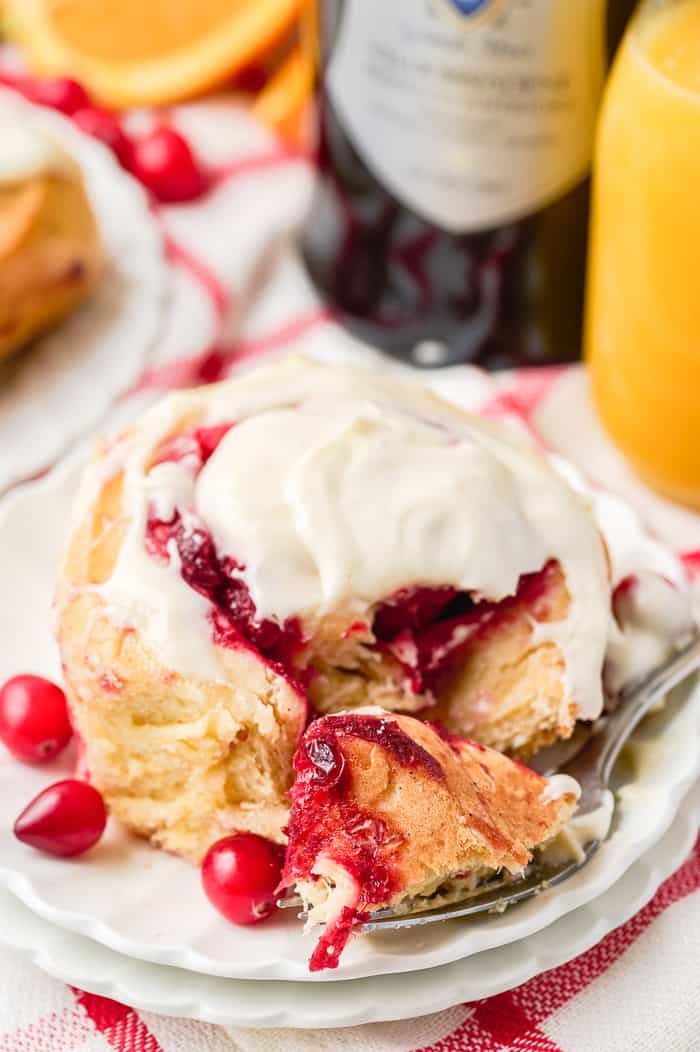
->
xmin=6 ymin=0 xmax=303 ymax=108
xmin=253 ymin=47 xmax=313 ymax=145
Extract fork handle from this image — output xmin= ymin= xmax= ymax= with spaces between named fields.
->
xmin=566 ymin=633 xmax=700 ymax=796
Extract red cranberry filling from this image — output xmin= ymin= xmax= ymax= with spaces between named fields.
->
xmin=151 ymin=423 xmax=234 ymax=474
xmin=372 ymin=560 xmax=559 ymax=694
xmin=145 ymin=422 xmax=306 ymax=683
xmin=372 ymin=586 xmax=457 ymax=640
xmin=302 ymin=713 xmax=444 ymax=782
xmin=309 ymin=905 xmax=370 ymax=972
xmin=144 ymin=419 xmax=561 ymax=707
xmin=282 ymin=713 xmax=447 ymax=969
xmin=146 ymin=509 xmax=305 ymax=681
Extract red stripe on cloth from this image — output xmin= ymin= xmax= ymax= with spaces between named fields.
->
xmin=73 ymin=990 xmax=165 ymax=1052
xmin=508 ymin=832 xmax=700 ymax=1024
xmin=163 ymin=233 xmax=231 ymax=321
xmin=473 ymin=996 xmax=565 ymax=1051
xmin=481 ymin=366 xmax=568 ymax=419
xmin=479 ymin=367 xmax=569 ymax=448
xmin=0 ymin=1006 xmax=94 ymax=1052
xmin=417 ymin=834 xmax=700 ymax=1052
xmin=479 ymin=392 xmax=545 ymax=448
xmin=413 ymin=1011 xmax=563 ymax=1052
xmin=132 ymin=307 xmax=335 ymax=393
xmin=209 ymin=146 xmax=310 ymax=188
xmin=130 ymin=345 xmax=229 ymax=393
xmin=681 ymin=550 xmax=700 ymax=580
xmin=227 ymin=306 xmax=335 ymax=364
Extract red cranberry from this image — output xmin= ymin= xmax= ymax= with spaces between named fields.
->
xmin=29 ymin=77 xmax=91 ymax=115
xmin=73 ymin=107 xmax=132 ymax=166
xmin=127 ymin=127 xmax=208 ymax=203
xmin=201 ymin=833 xmax=284 ymax=925
xmin=14 ymin=779 xmax=106 ymax=857
xmin=0 ymin=675 xmax=72 ymax=764
xmin=233 ymin=64 xmax=269 ymax=94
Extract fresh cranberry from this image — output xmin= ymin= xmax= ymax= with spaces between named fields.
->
xmin=29 ymin=77 xmax=91 ymax=115
xmin=233 ymin=64 xmax=269 ymax=94
xmin=0 ymin=675 xmax=72 ymax=764
xmin=14 ymin=779 xmax=106 ymax=857
xmin=73 ymin=107 xmax=132 ymax=166
xmin=127 ymin=127 xmax=209 ymax=203
xmin=201 ymin=833 xmax=284 ymax=925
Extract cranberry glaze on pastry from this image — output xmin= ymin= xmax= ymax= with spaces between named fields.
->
xmin=280 ymin=709 xmax=579 ymax=970
xmin=55 ymin=356 xmax=610 ymax=862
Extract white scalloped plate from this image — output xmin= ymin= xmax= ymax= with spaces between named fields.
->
xmin=0 ymin=89 xmax=166 ymax=492
xmin=0 ymin=442 xmax=697 ymax=984
xmin=1 ymin=776 xmax=698 ymax=1028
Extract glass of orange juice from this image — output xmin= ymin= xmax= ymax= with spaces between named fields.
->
xmin=586 ymin=0 xmax=700 ymax=509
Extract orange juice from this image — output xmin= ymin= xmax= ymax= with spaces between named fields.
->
xmin=586 ymin=0 xmax=700 ymax=508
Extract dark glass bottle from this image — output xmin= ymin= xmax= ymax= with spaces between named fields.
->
xmin=301 ymin=0 xmax=638 ymax=369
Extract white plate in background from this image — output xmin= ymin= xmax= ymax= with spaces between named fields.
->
xmin=0 ymin=89 xmax=166 ymax=492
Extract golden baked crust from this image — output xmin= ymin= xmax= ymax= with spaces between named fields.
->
xmin=282 ymin=710 xmax=578 ymax=970
xmin=430 ymin=561 xmax=575 ymax=757
xmin=55 ymin=446 xmax=306 ymax=864
xmin=0 ymin=169 xmax=102 ymax=360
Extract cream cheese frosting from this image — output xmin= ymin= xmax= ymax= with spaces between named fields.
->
xmin=605 ymin=571 xmax=695 ymax=696
xmin=89 ymin=356 xmax=611 ymax=719
xmin=542 ymin=790 xmax=614 ymax=866
xmin=0 ymin=96 xmax=76 ymax=185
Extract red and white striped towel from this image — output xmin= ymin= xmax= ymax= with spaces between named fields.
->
xmin=0 ymin=94 xmax=699 ymax=1052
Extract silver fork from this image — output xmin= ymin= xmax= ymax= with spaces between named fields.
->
xmin=281 ymin=633 xmax=700 ymax=931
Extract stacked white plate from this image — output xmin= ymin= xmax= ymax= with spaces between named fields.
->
xmin=0 ymin=89 xmax=166 ymax=494
xmin=0 ymin=425 xmax=698 ymax=1029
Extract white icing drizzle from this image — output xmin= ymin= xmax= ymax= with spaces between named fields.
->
xmin=605 ymin=572 xmax=695 ymax=696
xmin=542 ymin=790 xmax=615 ymax=866
xmin=88 ymin=356 xmax=611 ymax=718
xmin=540 ymin=773 xmax=581 ymax=804
xmin=0 ymin=96 xmax=76 ymax=184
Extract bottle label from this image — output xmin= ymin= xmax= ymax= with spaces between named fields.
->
xmin=327 ymin=0 xmax=606 ymax=232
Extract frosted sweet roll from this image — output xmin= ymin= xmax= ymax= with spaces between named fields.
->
xmin=55 ymin=357 xmax=611 ymax=862
xmin=0 ymin=95 xmax=102 ymax=359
